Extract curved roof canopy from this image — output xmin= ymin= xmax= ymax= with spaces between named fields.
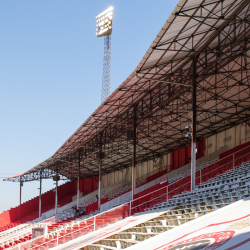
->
xmin=5 ymin=0 xmax=250 ymax=182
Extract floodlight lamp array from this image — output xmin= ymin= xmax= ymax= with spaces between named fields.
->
xmin=95 ymin=6 xmax=113 ymax=37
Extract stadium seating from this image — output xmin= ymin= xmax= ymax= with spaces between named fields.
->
xmin=18 ymin=152 xmax=245 ymax=250
xmin=0 ymin=160 xmax=215 ymax=248
xmin=85 ymin=160 xmax=250 ymax=249
xmin=0 ymin=166 xmax=168 ymax=248
xmin=0 ymin=164 xmax=169 ymax=236
xmin=2 ymin=143 xmax=250 ymax=249
xmin=0 ymin=183 xmax=78 ymax=233
xmin=130 ymin=143 xmax=250 ymax=215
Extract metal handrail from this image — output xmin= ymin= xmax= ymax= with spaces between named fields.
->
xmin=130 ymin=144 xmax=250 ymax=210
xmin=11 ymin=144 xmax=250 ymax=249
xmin=25 ymin=149 xmax=250 ymax=248
xmin=1 ymin=217 xmax=57 ymax=246
xmin=131 ymin=143 xmax=250 ymax=205
xmin=11 ymin=203 xmax=129 ymax=250
xmin=65 ymin=165 xmax=168 ymax=212
xmin=106 ymin=165 xmax=168 ymax=198
xmin=29 ymin=223 xmax=94 ymax=250
xmin=240 ymin=137 xmax=250 ymax=144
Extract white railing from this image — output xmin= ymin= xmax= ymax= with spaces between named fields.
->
xmin=9 ymin=203 xmax=129 ymax=250
xmin=107 ymin=165 xmax=168 ymax=199
xmin=7 ymin=144 xmax=250 ymax=249
xmin=130 ymin=143 xmax=250 ymax=212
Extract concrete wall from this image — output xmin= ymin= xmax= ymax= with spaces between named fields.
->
xmin=100 ymin=155 xmax=170 ymax=190
xmin=207 ymin=124 xmax=247 ymax=156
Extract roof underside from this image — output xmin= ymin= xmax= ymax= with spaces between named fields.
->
xmin=6 ymin=0 xmax=250 ymax=182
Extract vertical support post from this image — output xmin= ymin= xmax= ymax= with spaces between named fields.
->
xmin=98 ymin=157 xmax=102 ymax=210
xmin=132 ymin=106 xmax=137 ymax=200
xmin=20 ymin=178 xmax=22 ymax=206
xmin=98 ymin=134 xmax=102 ymax=210
xmin=77 ymin=151 xmax=81 ymax=209
xmin=55 ymin=165 xmax=58 ymax=215
xmin=191 ymin=56 xmax=197 ymax=191
xmin=39 ymin=172 xmax=42 ymax=218
xmin=19 ymin=177 xmax=23 ymax=220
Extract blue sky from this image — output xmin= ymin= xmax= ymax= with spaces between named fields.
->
xmin=0 ymin=0 xmax=178 ymax=212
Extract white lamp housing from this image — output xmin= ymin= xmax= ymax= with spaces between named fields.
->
xmin=95 ymin=7 xmax=113 ymax=37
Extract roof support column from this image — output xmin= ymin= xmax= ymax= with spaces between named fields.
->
xmin=20 ymin=177 xmax=23 ymax=206
xmin=98 ymin=159 xmax=102 ymax=210
xmin=191 ymin=56 xmax=197 ymax=191
xmin=132 ymin=106 xmax=137 ymax=200
xmin=19 ymin=177 xmax=23 ymax=220
xmin=55 ymin=165 xmax=58 ymax=215
xmin=98 ymin=135 xmax=103 ymax=210
xmin=39 ymin=172 xmax=42 ymax=218
xmin=77 ymin=151 xmax=81 ymax=209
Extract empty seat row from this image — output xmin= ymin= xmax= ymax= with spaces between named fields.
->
xmin=85 ymin=159 xmax=250 ymax=250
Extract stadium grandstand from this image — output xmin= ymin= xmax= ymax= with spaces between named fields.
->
xmin=1 ymin=0 xmax=250 ymax=249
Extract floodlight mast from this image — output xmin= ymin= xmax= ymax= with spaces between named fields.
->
xmin=96 ymin=7 xmax=113 ymax=103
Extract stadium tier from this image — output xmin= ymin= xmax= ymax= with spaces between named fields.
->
xmin=0 ymin=178 xmax=99 ymax=233
xmin=0 ymin=162 xmax=175 ymax=233
xmin=0 ymin=142 xmax=250 ymax=249
xmin=2 ymin=0 xmax=250 ymax=249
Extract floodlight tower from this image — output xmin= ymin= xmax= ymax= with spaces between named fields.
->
xmin=96 ymin=7 xmax=113 ymax=103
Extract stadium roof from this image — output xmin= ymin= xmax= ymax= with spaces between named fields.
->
xmin=5 ymin=0 xmax=250 ymax=182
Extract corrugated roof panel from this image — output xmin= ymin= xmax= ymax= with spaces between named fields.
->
xmin=10 ymin=0 xmax=250 ymax=181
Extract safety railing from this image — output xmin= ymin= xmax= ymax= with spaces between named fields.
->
xmin=27 ymin=223 xmax=95 ymax=250
xmin=136 ymin=165 xmax=168 ymax=185
xmin=107 ymin=165 xmax=168 ymax=199
xmin=64 ymin=165 xmax=168 ymax=210
xmin=0 ymin=225 xmax=34 ymax=245
xmin=9 ymin=144 xmax=250 ymax=249
xmin=50 ymin=144 xmax=250 ymax=247
xmin=9 ymin=203 xmax=129 ymax=250
xmin=160 ymin=177 xmax=168 ymax=184
xmin=130 ymin=143 xmax=250 ymax=213
xmin=0 ymin=224 xmax=31 ymax=241
xmin=240 ymin=137 xmax=250 ymax=144
xmin=0 ymin=218 xmax=57 ymax=248
xmin=42 ymin=165 xmax=169 ymax=225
